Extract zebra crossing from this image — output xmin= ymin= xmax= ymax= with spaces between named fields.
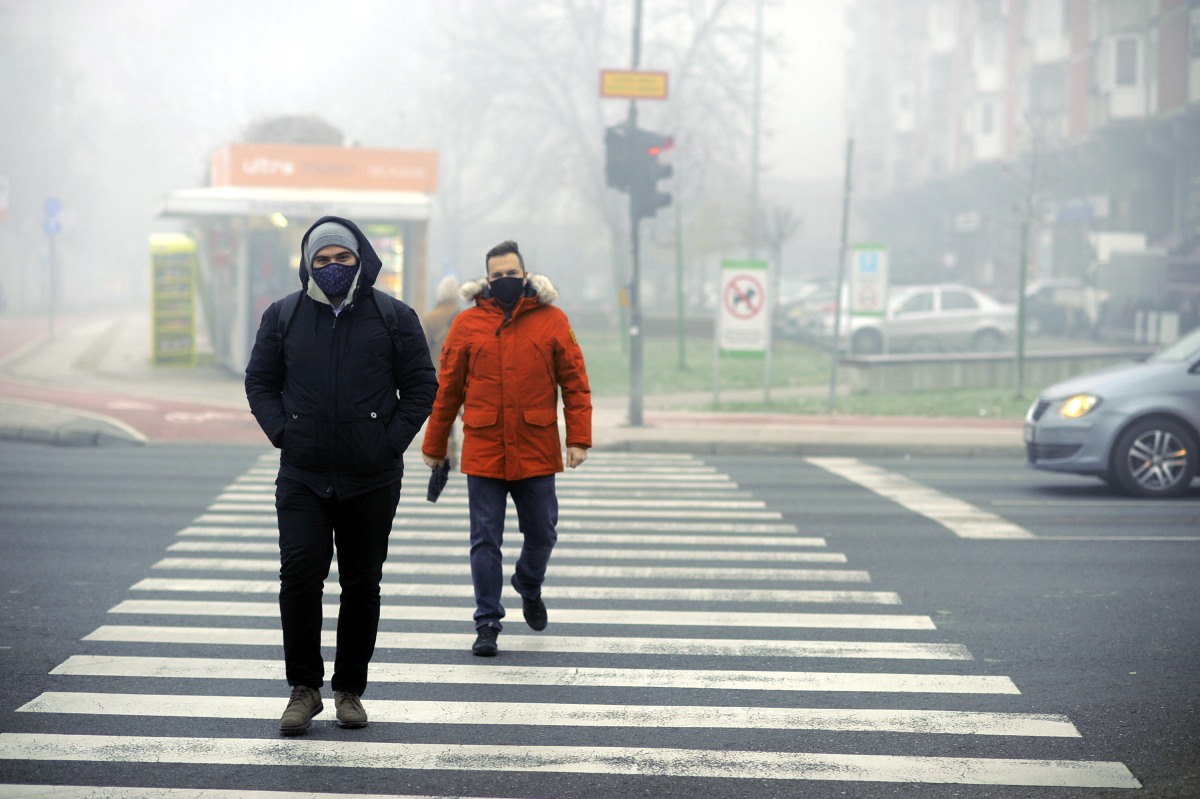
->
xmin=0 ymin=451 xmax=1140 ymax=795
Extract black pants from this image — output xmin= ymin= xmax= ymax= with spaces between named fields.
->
xmin=275 ymin=478 xmax=400 ymax=695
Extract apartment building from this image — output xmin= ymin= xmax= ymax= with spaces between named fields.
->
xmin=845 ymin=0 xmax=1200 ymax=336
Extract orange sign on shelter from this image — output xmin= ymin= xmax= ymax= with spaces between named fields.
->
xmin=210 ymin=144 xmax=439 ymax=193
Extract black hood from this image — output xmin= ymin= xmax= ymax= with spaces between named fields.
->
xmin=297 ymin=215 xmax=382 ymax=292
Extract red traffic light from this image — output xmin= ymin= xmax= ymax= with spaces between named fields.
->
xmin=647 ymin=137 xmax=674 ymax=156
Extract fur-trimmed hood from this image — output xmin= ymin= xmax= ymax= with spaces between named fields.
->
xmin=459 ymin=273 xmax=559 ymax=305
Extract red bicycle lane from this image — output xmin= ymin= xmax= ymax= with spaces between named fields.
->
xmin=0 ymin=376 xmax=266 ymax=445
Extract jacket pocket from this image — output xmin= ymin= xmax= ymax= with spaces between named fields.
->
xmin=462 ymin=409 xmax=499 ymax=429
xmin=343 ymin=415 xmax=396 ymax=475
xmin=522 ymin=408 xmax=558 ymax=427
xmin=281 ymin=414 xmax=319 ymax=470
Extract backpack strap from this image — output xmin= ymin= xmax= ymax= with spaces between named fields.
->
xmin=371 ymin=286 xmax=399 ymax=335
xmin=276 ymin=290 xmax=304 ymax=338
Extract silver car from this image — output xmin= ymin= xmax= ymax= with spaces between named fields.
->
xmin=818 ymin=283 xmax=1017 ymax=354
xmin=1024 ymin=325 xmax=1200 ymax=497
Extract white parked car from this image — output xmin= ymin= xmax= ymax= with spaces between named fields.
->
xmin=816 ymin=283 xmax=1017 ymax=355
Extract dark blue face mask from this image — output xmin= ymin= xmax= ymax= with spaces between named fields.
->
xmin=488 ymin=276 xmax=526 ymax=307
xmin=311 ymin=262 xmax=358 ymax=298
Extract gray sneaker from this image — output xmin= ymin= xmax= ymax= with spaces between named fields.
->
xmin=279 ymin=685 xmax=322 ymax=735
xmin=334 ymin=690 xmax=368 ymax=728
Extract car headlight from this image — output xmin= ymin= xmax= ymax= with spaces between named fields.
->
xmin=1059 ymin=394 xmax=1100 ymax=419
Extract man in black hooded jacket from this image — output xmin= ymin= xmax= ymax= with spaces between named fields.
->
xmin=245 ymin=216 xmax=437 ymax=735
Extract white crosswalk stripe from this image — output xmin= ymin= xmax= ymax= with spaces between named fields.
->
xmin=1 ymin=450 xmax=1140 ymax=794
xmin=0 ymin=733 xmax=1140 ymax=788
xmin=129 ymin=577 xmax=901 ymax=604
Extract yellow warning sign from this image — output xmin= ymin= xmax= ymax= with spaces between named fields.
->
xmin=600 ymin=70 xmax=669 ymax=100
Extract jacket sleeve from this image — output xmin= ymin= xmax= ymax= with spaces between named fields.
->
xmin=244 ymin=302 xmax=287 ymax=447
xmin=389 ymin=302 xmax=439 ymax=456
xmin=421 ymin=315 xmax=470 ymax=461
xmin=554 ymin=314 xmax=592 ymax=450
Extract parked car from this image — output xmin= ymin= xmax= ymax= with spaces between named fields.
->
xmin=1024 ymin=277 xmax=1108 ymax=337
xmin=1024 ymin=324 xmax=1200 ymax=497
xmin=815 ymin=283 xmax=1017 ymax=355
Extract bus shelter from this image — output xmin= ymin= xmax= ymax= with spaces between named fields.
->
xmin=157 ymin=143 xmax=436 ymax=373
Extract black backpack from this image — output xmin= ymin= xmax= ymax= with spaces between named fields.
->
xmin=275 ymin=288 xmax=404 ymax=379
xmin=276 ymin=287 xmax=399 ymax=339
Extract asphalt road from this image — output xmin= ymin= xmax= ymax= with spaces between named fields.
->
xmin=0 ymin=443 xmax=1196 ymax=798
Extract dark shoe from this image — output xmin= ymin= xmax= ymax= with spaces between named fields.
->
xmin=279 ymin=685 xmax=322 ymax=735
xmin=512 ymin=573 xmax=547 ymax=631
xmin=333 ymin=690 xmax=368 ymax=728
xmin=472 ymin=623 xmax=500 ymax=656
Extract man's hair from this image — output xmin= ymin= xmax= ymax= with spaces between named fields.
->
xmin=485 ymin=240 xmax=525 ymax=273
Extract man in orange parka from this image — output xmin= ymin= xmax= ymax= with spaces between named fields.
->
xmin=421 ymin=240 xmax=592 ymax=656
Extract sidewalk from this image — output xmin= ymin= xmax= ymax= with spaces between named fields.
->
xmin=0 ymin=311 xmax=1025 ymax=456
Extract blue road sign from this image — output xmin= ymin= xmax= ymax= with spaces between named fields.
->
xmin=44 ymin=197 xmax=62 ymax=218
xmin=44 ymin=218 xmax=61 ymax=236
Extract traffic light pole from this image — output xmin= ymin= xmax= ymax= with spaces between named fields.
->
xmin=627 ymin=0 xmax=645 ymax=426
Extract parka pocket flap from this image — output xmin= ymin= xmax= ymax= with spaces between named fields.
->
xmin=522 ymin=408 xmax=558 ymax=427
xmin=462 ymin=409 xmax=499 ymax=428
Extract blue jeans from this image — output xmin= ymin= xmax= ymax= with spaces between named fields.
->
xmin=467 ymin=474 xmax=558 ymax=631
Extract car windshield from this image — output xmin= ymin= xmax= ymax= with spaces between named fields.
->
xmin=1150 ymin=325 xmax=1200 ymax=362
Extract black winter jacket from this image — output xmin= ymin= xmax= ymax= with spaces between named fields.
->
xmin=244 ymin=215 xmax=438 ymax=499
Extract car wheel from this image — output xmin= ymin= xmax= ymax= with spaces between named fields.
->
xmin=1110 ymin=418 xmax=1198 ymax=498
xmin=851 ymin=329 xmax=883 ymax=355
xmin=972 ymin=329 xmax=1005 ymax=352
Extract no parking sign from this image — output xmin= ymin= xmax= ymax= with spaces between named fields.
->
xmin=849 ymin=245 xmax=888 ymax=316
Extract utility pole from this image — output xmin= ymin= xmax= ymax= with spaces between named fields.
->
xmin=827 ymin=138 xmax=854 ymax=413
xmin=1015 ymin=138 xmax=1040 ymax=400
xmin=627 ymin=0 xmax=645 ymax=427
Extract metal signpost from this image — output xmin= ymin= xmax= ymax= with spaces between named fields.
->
xmin=44 ymin=197 xmax=62 ymax=340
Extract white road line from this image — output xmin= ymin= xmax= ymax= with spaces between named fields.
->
xmin=151 ymin=557 xmax=871 ymax=582
xmin=176 ymin=526 xmax=827 ymax=548
xmin=0 ymin=786 xmax=476 ymax=799
xmin=85 ymin=625 xmax=961 ymax=659
xmin=107 ymin=600 xmax=931 ymax=629
xmin=0 ymin=734 xmax=1139 ymax=787
xmin=129 ymin=578 xmax=901 ymax=605
xmin=807 ymin=458 xmax=1036 ymax=540
xmin=48 ymin=655 xmax=1011 ymax=693
xmin=1030 ymin=535 xmax=1200 ymax=542
xmin=207 ymin=504 xmax=781 ymax=520
xmin=21 ymin=692 xmax=1076 ymax=736
xmin=164 ymin=541 xmax=848 ymax=563
xmin=217 ymin=494 xmax=768 ymax=510
xmin=221 ymin=485 xmax=757 ymax=499
xmin=193 ymin=514 xmax=799 ymax=533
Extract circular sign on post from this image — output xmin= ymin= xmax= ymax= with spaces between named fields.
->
xmin=43 ymin=218 xmax=62 ymax=236
xmin=44 ymin=197 xmax=62 ymax=218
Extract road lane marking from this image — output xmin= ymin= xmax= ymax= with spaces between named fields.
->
xmin=207 ymin=503 xmax=782 ymax=520
xmin=807 ymin=458 xmax=1036 ymax=540
xmin=150 ymin=557 xmax=872 ymax=583
xmin=164 ymin=541 xmax=849 ymax=563
xmin=194 ymin=514 xmax=800 ymax=534
xmin=48 ymin=656 xmax=1012 ymax=693
xmin=108 ymin=600 xmax=931 ymax=629
xmin=22 ymin=692 xmax=1077 ymax=736
xmin=217 ymin=493 xmax=769 ymax=510
xmin=0 ymin=787 xmax=480 ymax=799
xmin=0 ymin=734 xmax=1139 ymax=787
xmin=84 ymin=625 xmax=962 ymax=659
xmin=176 ymin=526 xmax=828 ymax=547
xmin=129 ymin=578 xmax=901 ymax=605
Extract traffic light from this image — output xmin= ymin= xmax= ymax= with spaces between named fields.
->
xmin=604 ymin=124 xmax=632 ymax=191
xmin=627 ymin=127 xmax=673 ymax=220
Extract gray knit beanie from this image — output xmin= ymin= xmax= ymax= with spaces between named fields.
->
xmin=305 ymin=221 xmax=359 ymax=267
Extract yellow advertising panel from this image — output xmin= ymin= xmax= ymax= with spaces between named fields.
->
xmin=600 ymin=69 xmax=669 ymax=100
xmin=150 ymin=233 xmax=197 ymax=366
xmin=210 ymin=144 xmax=439 ymax=193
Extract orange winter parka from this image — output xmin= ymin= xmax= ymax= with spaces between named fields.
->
xmin=421 ymin=273 xmax=592 ymax=480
